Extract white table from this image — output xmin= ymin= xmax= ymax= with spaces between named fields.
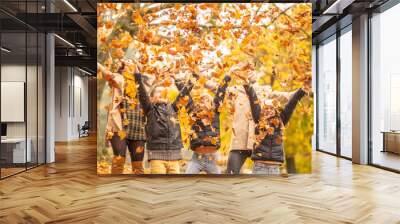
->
xmin=1 ymin=138 xmax=31 ymax=163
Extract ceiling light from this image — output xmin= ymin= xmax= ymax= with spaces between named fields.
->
xmin=54 ymin=34 xmax=75 ymax=48
xmin=323 ymin=0 xmax=355 ymax=15
xmin=63 ymin=0 xmax=78 ymax=12
xmin=78 ymin=67 xmax=93 ymax=76
xmin=1 ymin=47 xmax=11 ymax=53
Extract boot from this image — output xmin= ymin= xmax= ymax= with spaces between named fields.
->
xmin=131 ymin=161 xmax=144 ymax=174
xmin=280 ymin=166 xmax=289 ymax=177
xmin=111 ymin=156 xmax=125 ymax=174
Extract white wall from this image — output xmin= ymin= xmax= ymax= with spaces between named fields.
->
xmin=55 ymin=66 xmax=69 ymax=141
xmin=54 ymin=67 xmax=89 ymax=141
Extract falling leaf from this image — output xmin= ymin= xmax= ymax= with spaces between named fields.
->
xmin=106 ymin=131 xmax=114 ymax=140
xmin=118 ymin=130 xmax=127 ymax=140
xmin=123 ymin=119 xmax=129 ymax=126
xmin=132 ymin=10 xmax=145 ymax=25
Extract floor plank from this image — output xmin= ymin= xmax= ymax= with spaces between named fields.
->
xmin=0 ymin=135 xmax=399 ymax=224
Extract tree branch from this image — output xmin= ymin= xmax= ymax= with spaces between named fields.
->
xmin=271 ymin=3 xmax=311 ymax=40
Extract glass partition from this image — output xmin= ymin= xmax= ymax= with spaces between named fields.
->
xmin=38 ymin=32 xmax=45 ymax=165
xmin=0 ymin=0 xmax=46 ymax=179
xmin=0 ymin=27 xmax=28 ymax=178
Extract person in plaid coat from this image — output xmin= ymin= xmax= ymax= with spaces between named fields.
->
xmin=121 ymin=99 xmax=147 ymax=174
xmin=120 ymin=63 xmax=155 ymax=174
xmin=98 ymin=60 xmax=149 ymax=174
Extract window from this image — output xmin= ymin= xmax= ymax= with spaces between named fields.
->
xmin=317 ymin=36 xmax=337 ymax=154
xmin=370 ymin=3 xmax=400 ymax=171
xmin=339 ymin=27 xmax=352 ymax=158
xmin=0 ymin=1 xmax=47 ymax=179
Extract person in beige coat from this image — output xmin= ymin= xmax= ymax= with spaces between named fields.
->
xmin=226 ymin=84 xmax=255 ymax=174
xmin=98 ymin=62 xmax=127 ymax=173
xmin=98 ymin=62 xmax=125 ymax=138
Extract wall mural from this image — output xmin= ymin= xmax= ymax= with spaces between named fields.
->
xmin=97 ymin=2 xmax=313 ymax=175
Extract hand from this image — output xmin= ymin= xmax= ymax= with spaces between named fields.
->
xmin=191 ymin=72 xmax=200 ymax=80
xmin=105 ymin=131 xmax=114 ymax=143
xmin=204 ymin=79 xmax=218 ymax=91
xmin=121 ymin=58 xmax=133 ymax=66
xmin=199 ymin=63 xmax=214 ymax=72
xmin=235 ymin=70 xmax=249 ymax=84
xmin=302 ymin=76 xmax=312 ymax=94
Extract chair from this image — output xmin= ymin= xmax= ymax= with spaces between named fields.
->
xmin=78 ymin=121 xmax=90 ymax=138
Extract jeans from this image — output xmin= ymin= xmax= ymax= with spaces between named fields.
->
xmin=226 ymin=150 xmax=252 ymax=174
xmin=252 ymin=161 xmax=281 ymax=175
xmin=149 ymin=160 xmax=180 ymax=174
xmin=185 ymin=152 xmax=221 ymax=174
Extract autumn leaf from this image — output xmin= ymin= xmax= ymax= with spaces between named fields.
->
xmin=111 ymin=48 xmax=124 ymax=59
xmin=198 ymin=76 xmax=207 ymax=86
xmin=105 ymin=21 xmax=113 ymax=29
xmin=162 ymin=78 xmax=172 ymax=87
xmin=123 ymin=119 xmax=129 ymax=126
xmin=118 ymin=130 xmax=127 ymax=140
xmin=106 ymin=131 xmax=114 ymax=140
xmin=132 ymin=10 xmax=145 ymax=25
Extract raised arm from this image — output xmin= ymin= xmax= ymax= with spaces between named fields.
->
xmin=175 ymin=77 xmax=194 ymax=112
xmin=172 ymin=73 xmax=198 ymax=111
xmin=97 ymin=62 xmax=124 ymax=89
xmin=244 ymin=84 xmax=261 ymax=123
xmin=213 ymin=75 xmax=231 ymax=113
xmin=280 ymin=88 xmax=306 ymax=125
xmin=134 ymin=73 xmax=152 ymax=114
xmin=172 ymin=82 xmax=195 ymax=112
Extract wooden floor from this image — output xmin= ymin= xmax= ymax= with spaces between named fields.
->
xmin=0 ymin=136 xmax=400 ymax=224
xmin=372 ymin=150 xmax=400 ymax=171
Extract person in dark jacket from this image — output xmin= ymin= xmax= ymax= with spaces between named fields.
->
xmin=134 ymin=71 xmax=193 ymax=174
xmin=243 ymin=83 xmax=307 ymax=175
xmin=183 ymin=75 xmax=232 ymax=174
